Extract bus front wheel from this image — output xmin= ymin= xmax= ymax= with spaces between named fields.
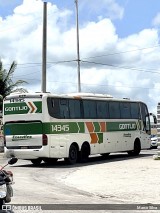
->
xmin=65 ymin=144 xmax=78 ymax=164
xmin=133 ymin=141 xmax=141 ymax=155
xmin=128 ymin=140 xmax=141 ymax=156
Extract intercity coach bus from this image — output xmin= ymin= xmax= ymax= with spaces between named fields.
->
xmin=2 ymin=92 xmax=156 ymax=165
xmin=0 ymin=113 xmax=3 ymax=151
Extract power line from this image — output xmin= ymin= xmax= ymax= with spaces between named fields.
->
xmin=14 ymin=71 xmax=40 ymax=78
xmin=13 ymin=59 xmax=160 ymax=79
xmin=3 ymin=43 xmax=160 ymax=74
xmin=10 ymin=59 xmax=76 ymax=67
xmin=82 ymin=44 xmax=160 ymax=59
xmin=13 ymin=77 xmax=160 ymax=91
xmin=14 ymin=58 xmax=160 ymax=72
xmin=81 ymin=60 xmax=160 ymax=74
xmin=4 ymin=43 xmax=160 ymax=67
xmin=8 ymin=56 xmax=160 ymax=80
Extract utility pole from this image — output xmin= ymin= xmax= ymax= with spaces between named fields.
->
xmin=75 ymin=0 xmax=81 ymax=92
xmin=41 ymin=1 xmax=47 ymax=93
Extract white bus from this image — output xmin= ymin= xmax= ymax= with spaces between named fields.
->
xmin=3 ymin=92 xmax=156 ymax=165
xmin=0 ymin=112 xmax=4 ymax=152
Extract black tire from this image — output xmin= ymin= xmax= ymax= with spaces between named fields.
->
xmin=79 ymin=143 xmax=90 ymax=163
xmin=128 ymin=141 xmax=141 ymax=156
xmin=133 ymin=141 xmax=141 ymax=155
xmin=101 ymin=153 xmax=110 ymax=159
xmin=127 ymin=151 xmax=133 ymax=156
xmin=65 ymin=144 xmax=78 ymax=164
xmin=43 ymin=158 xmax=58 ymax=165
xmin=31 ymin=158 xmax=42 ymax=166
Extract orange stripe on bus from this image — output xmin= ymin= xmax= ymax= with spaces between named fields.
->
xmin=28 ymin=102 xmax=35 ymax=113
xmin=90 ymin=133 xmax=98 ymax=144
xmin=86 ymin=122 xmax=94 ymax=132
xmin=100 ymin=122 xmax=106 ymax=132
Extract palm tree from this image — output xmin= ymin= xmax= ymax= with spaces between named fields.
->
xmin=0 ymin=60 xmax=27 ymax=111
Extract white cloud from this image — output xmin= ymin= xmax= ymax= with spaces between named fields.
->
xmin=152 ymin=12 xmax=160 ymax=27
xmin=79 ymin=0 xmax=124 ymax=20
xmin=80 ymin=19 xmax=118 ymax=57
xmin=0 ymin=0 xmax=160 ymax=114
xmin=104 ymin=0 xmax=124 ymax=20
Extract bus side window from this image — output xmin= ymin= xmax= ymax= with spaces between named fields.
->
xmin=47 ymin=98 xmax=60 ymax=118
xmin=60 ymin=99 xmax=69 ymax=119
xmin=83 ymin=100 xmax=97 ymax=119
xmin=97 ymin=101 xmax=109 ymax=119
xmin=120 ymin=102 xmax=131 ymax=119
xmin=109 ymin=102 xmax=120 ymax=119
xmin=130 ymin=103 xmax=140 ymax=119
xmin=69 ymin=99 xmax=81 ymax=119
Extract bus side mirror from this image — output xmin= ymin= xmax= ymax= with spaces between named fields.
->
xmin=149 ymin=113 xmax=157 ymax=124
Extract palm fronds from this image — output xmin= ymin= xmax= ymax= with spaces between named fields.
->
xmin=0 ymin=60 xmax=28 ymax=110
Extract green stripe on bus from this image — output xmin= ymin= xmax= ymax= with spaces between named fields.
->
xmin=4 ymin=122 xmax=42 ymax=135
xmin=4 ymin=101 xmax=42 ymax=115
xmin=4 ymin=121 xmax=139 ymax=135
xmin=107 ymin=122 xmax=138 ymax=131
xmin=34 ymin=102 xmax=42 ymax=113
xmin=97 ymin=133 xmax=103 ymax=144
xmin=43 ymin=122 xmax=85 ymax=134
xmin=93 ymin=122 xmax=100 ymax=132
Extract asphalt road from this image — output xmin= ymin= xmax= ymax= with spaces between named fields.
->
xmin=0 ymin=149 xmax=159 ymax=213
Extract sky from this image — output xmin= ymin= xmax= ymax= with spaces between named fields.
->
xmin=1 ymin=0 xmax=160 ymax=115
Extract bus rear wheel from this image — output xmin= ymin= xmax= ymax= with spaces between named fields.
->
xmin=31 ymin=158 xmax=42 ymax=166
xmin=65 ymin=144 xmax=78 ymax=164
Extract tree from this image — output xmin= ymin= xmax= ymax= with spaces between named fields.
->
xmin=0 ymin=60 xmax=27 ymax=111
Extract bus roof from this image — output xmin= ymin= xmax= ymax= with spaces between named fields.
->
xmin=4 ymin=92 xmax=143 ymax=103
xmin=65 ymin=93 xmax=113 ymax=98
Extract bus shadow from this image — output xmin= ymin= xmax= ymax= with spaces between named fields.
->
xmin=13 ymin=150 xmax=155 ymax=169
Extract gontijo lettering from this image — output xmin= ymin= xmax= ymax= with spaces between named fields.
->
xmin=5 ymin=106 xmax=28 ymax=112
xmin=4 ymin=101 xmax=42 ymax=115
xmin=119 ymin=123 xmax=136 ymax=130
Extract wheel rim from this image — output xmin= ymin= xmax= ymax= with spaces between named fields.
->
xmin=70 ymin=147 xmax=77 ymax=160
xmin=68 ymin=145 xmax=77 ymax=164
